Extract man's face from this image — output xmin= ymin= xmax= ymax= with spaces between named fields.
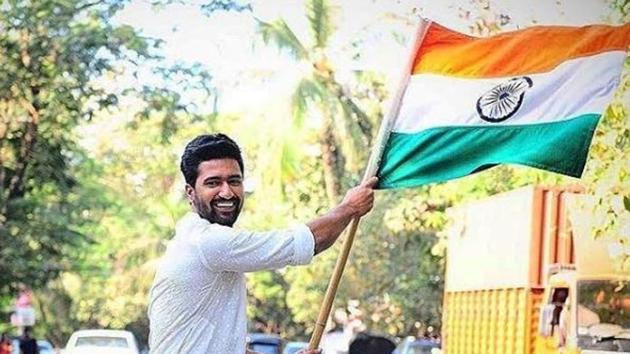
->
xmin=185 ymin=158 xmax=244 ymax=226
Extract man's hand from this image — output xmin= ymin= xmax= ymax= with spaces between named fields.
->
xmin=308 ymin=176 xmax=378 ymax=254
xmin=340 ymin=176 xmax=378 ymax=218
xmin=296 ymin=349 xmax=321 ymax=354
xmin=246 ymin=350 xmax=321 ymax=354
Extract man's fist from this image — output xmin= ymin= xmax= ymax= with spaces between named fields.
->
xmin=296 ymin=349 xmax=321 ymax=354
xmin=341 ymin=176 xmax=378 ymax=218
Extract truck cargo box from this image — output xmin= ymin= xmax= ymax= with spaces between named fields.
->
xmin=443 ymin=288 xmax=544 ymax=354
xmin=443 ymin=186 xmax=582 ymax=354
xmin=445 ymin=185 xmax=580 ymax=291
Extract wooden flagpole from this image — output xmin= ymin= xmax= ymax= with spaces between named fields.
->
xmin=308 ymin=17 xmax=431 ymax=349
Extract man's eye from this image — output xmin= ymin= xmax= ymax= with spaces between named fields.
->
xmin=229 ymin=180 xmax=242 ymax=186
xmin=206 ymin=181 xmax=219 ymax=187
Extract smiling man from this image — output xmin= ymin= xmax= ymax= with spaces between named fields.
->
xmin=148 ymin=134 xmax=377 ymax=354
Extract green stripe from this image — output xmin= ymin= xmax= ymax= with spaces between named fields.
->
xmin=377 ymin=114 xmax=600 ymax=189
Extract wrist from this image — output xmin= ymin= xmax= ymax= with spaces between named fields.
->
xmin=336 ymin=201 xmax=357 ymax=219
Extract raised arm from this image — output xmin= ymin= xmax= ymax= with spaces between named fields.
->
xmin=307 ymin=176 xmax=378 ymax=254
xmin=190 ymin=177 xmax=377 ymax=273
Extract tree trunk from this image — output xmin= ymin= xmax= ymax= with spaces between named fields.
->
xmin=320 ymin=109 xmax=341 ymax=207
xmin=328 ymin=78 xmax=373 ymax=145
xmin=0 ymin=98 xmax=39 ymax=218
xmin=1 ymin=31 xmax=40 ymax=219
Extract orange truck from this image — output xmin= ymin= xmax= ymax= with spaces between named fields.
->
xmin=441 ymin=185 xmax=630 ymax=354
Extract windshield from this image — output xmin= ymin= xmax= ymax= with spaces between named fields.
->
xmin=577 ymin=280 xmax=630 ymax=352
xmin=250 ymin=344 xmax=280 ymax=354
xmin=408 ymin=341 xmax=440 ymax=354
xmin=75 ymin=336 xmax=129 ymax=348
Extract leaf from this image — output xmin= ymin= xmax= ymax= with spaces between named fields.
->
xmin=307 ymin=0 xmax=332 ymax=48
xmin=624 ymin=195 xmax=630 ymax=212
xmin=255 ymin=18 xmax=309 ymax=60
xmin=292 ymin=77 xmax=326 ymax=128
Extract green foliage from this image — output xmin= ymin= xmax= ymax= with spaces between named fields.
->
xmin=256 ymin=0 xmax=375 ymax=205
xmin=307 ymin=0 xmax=333 ymax=49
xmin=612 ymin=0 xmax=630 ymax=18
xmin=152 ymin=0 xmax=252 ymax=15
xmin=344 ymin=192 xmax=445 ymax=335
xmin=582 ymin=56 xmax=630 ymax=269
xmin=292 ymin=78 xmax=326 ymax=128
xmin=247 ymin=271 xmax=299 ymax=336
xmin=62 ymin=114 xmax=219 ymax=343
xmin=256 ymin=19 xmax=309 ymax=61
xmin=0 ymin=0 xmax=156 ymax=295
xmin=0 ymin=0 xmax=216 ymax=344
xmin=201 ymin=0 xmax=252 ymax=14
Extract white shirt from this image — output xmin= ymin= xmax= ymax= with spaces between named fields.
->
xmin=148 ymin=212 xmax=315 ymax=354
xmin=320 ymin=330 xmax=351 ymax=354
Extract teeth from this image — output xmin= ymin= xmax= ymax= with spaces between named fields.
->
xmin=216 ymin=202 xmax=235 ymax=207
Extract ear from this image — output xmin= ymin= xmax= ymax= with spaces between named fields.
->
xmin=185 ymin=184 xmax=195 ymax=204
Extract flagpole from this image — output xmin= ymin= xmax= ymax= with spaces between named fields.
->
xmin=308 ymin=17 xmax=431 ymax=349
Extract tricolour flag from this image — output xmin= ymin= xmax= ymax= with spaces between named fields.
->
xmin=376 ymin=20 xmax=630 ymax=189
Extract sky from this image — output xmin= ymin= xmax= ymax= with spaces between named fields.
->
xmin=113 ymin=0 xmax=615 ymax=114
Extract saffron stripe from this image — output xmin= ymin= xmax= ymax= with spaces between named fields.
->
xmin=413 ymin=22 xmax=630 ymax=78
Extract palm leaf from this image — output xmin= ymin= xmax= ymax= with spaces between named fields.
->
xmin=256 ymin=18 xmax=309 ymax=60
xmin=280 ymin=137 xmax=301 ymax=183
xmin=307 ymin=0 xmax=332 ymax=48
xmin=339 ymin=92 xmax=373 ymax=144
xmin=324 ymin=77 xmax=373 ymax=144
xmin=336 ymin=98 xmax=369 ymax=172
xmin=292 ymin=77 xmax=326 ymax=128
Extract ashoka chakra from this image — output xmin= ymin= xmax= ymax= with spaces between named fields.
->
xmin=476 ymin=76 xmax=533 ymax=123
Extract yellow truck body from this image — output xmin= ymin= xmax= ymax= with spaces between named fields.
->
xmin=442 ymin=186 xmax=630 ymax=354
xmin=443 ymin=288 xmax=544 ymax=354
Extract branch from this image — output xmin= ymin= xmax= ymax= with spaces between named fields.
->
xmin=6 ymin=98 xmax=40 ymax=201
xmin=324 ymin=76 xmax=373 ymax=144
xmin=75 ymin=0 xmax=108 ymax=13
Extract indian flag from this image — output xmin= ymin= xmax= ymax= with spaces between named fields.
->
xmin=376 ymin=20 xmax=630 ymax=189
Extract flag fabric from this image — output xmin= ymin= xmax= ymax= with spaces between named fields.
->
xmin=376 ymin=21 xmax=630 ymax=189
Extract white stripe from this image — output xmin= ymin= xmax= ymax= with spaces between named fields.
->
xmin=393 ymin=51 xmax=626 ymax=133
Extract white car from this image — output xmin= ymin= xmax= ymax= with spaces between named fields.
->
xmin=64 ymin=329 xmax=140 ymax=354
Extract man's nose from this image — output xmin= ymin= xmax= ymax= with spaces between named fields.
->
xmin=218 ymin=182 xmax=234 ymax=198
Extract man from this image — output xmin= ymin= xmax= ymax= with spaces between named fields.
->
xmin=348 ymin=333 xmax=395 ymax=354
xmin=148 ymin=134 xmax=377 ymax=354
xmin=18 ymin=327 xmax=38 ymax=354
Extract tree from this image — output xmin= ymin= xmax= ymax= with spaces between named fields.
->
xmin=34 ymin=112 xmax=221 ymax=345
xmin=0 ymin=1 xmax=218 ymax=344
xmin=256 ymin=0 xmax=375 ymax=205
xmin=581 ymin=0 xmax=630 ymax=269
xmin=0 ymin=0 xmax=159 ymax=294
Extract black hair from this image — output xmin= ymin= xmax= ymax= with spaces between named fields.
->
xmin=349 ymin=333 xmax=396 ymax=354
xmin=180 ymin=133 xmax=244 ymax=186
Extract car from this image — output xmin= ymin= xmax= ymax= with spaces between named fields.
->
xmin=37 ymin=339 xmax=54 ymax=354
xmin=64 ymin=329 xmax=140 ymax=354
xmin=283 ymin=341 xmax=308 ymax=354
xmin=10 ymin=338 xmax=18 ymax=354
xmin=393 ymin=336 xmax=441 ymax=354
xmin=9 ymin=338 xmax=54 ymax=354
xmin=246 ymin=333 xmax=283 ymax=354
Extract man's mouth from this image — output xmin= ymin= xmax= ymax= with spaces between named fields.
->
xmin=212 ymin=200 xmax=238 ymax=212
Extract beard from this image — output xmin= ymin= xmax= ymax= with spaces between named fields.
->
xmin=193 ymin=195 xmax=243 ymax=227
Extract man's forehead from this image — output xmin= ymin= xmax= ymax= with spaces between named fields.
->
xmin=197 ymin=158 xmax=242 ymax=177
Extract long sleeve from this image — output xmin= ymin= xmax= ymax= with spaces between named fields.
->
xmin=179 ymin=212 xmax=315 ymax=273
